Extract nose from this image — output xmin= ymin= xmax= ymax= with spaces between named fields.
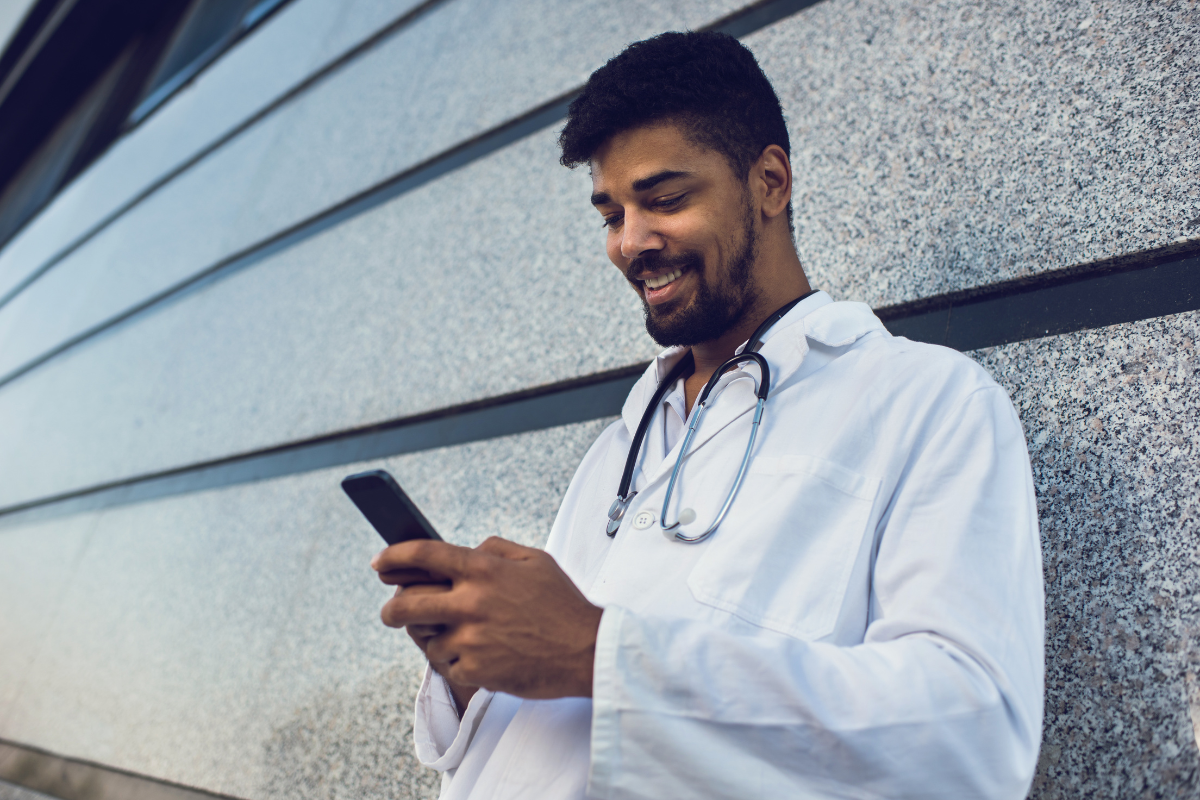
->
xmin=619 ymin=209 xmax=665 ymax=261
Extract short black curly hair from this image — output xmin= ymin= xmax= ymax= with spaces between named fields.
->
xmin=559 ymin=31 xmax=790 ymax=195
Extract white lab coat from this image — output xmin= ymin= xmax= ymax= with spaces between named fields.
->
xmin=413 ymin=293 xmax=1044 ymax=800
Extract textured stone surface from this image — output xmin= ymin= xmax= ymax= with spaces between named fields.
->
xmin=751 ymin=0 xmax=1200 ymax=307
xmin=0 ymin=0 xmax=429 ymax=302
xmin=0 ymin=110 xmax=288 ymax=379
xmin=970 ymin=310 xmax=1200 ymax=798
xmin=0 ymin=0 xmax=745 ymax=384
xmin=0 ymin=128 xmax=652 ymax=509
xmin=0 ymin=780 xmax=55 ymax=800
xmin=0 ymin=418 xmax=610 ymax=800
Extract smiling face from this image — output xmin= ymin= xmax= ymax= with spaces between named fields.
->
xmin=590 ymin=121 xmax=763 ymax=347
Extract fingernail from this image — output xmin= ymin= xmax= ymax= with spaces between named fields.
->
xmin=370 ymin=553 xmax=381 ymax=570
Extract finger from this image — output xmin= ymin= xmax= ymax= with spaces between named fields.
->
xmin=475 ymin=536 xmax=536 ymax=560
xmin=405 ymin=626 xmax=431 ymax=653
xmin=425 ymin=632 xmax=459 ymax=668
xmin=381 ymin=588 xmax=470 ymax=628
xmin=372 ymin=540 xmax=472 ymax=579
xmin=407 ymin=623 xmax=446 ymax=639
xmin=377 ymin=567 xmax=452 ymax=586
xmin=399 ymin=583 xmax=452 ymax=597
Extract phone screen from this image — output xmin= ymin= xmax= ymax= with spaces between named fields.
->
xmin=341 ymin=469 xmax=443 ymax=545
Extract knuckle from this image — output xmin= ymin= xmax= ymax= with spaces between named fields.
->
xmin=460 ymin=592 xmax=487 ymax=619
xmin=469 ymin=556 xmax=496 ymax=580
xmin=408 ymin=539 xmax=435 ymax=561
xmin=456 ymin=625 xmax=481 ymax=649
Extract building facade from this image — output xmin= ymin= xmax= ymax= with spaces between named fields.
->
xmin=0 ymin=0 xmax=1197 ymax=798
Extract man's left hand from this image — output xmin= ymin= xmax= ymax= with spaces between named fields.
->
xmin=372 ymin=536 xmax=603 ymax=699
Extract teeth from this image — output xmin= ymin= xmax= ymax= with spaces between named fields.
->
xmin=644 ymin=269 xmax=683 ymax=290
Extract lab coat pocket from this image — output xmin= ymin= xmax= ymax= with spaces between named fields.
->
xmin=686 ymin=454 xmax=880 ymax=641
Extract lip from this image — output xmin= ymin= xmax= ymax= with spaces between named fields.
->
xmin=641 ymin=268 xmax=687 ymax=306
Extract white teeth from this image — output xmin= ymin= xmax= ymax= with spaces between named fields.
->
xmin=644 ymin=269 xmax=683 ymax=290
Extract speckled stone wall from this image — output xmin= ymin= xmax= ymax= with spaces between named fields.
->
xmin=973 ymin=311 xmax=1200 ymax=799
xmin=0 ymin=780 xmax=54 ymax=800
xmin=751 ymin=0 xmax=1200 ymax=306
xmin=0 ymin=419 xmax=611 ymax=800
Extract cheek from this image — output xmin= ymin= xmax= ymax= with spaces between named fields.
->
xmin=605 ymin=235 xmax=626 ymax=271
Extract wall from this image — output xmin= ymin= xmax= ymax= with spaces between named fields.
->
xmin=0 ymin=0 xmax=1197 ymax=797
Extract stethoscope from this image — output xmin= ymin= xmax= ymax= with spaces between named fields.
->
xmin=605 ymin=291 xmax=817 ymax=543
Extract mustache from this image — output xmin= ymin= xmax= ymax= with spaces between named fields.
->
xmin=626 ymin=250 xmax=704 ymax=285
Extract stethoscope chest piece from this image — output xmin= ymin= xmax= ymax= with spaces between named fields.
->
xmin=606 ymin=494 xmax=634 ymax=535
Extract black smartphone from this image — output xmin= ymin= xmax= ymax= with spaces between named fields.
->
xmin=341 ymin=469 xmax=443 ymax=545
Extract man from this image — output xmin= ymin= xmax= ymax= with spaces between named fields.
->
xmin=372 ymin=31 xmax=1044 ymax=799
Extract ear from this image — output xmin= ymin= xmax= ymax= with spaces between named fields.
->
xmin=752 ymin=144 xmax=792 ymax=221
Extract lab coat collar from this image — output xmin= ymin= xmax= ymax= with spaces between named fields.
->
xmin=620 ymin=294 xmax=887 ymax=483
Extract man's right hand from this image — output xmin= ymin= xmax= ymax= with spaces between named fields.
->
xmin=395 ymin=583 xmax=480 ymax=716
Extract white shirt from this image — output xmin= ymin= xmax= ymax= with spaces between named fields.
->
xmin=413 ymin=293 xmax=1044 ymax=800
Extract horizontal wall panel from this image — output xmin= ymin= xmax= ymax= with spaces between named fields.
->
xmin=0 ymin=418 xmax=611 ymax=800
xmin=750 ymin=0 xmax=1200 ymax=308
xmin=969 ymin=310 xmax=1200 ymax=798
xmin=0 ymin=128 xmax=656 ymax=509
xmin=0 ymin=0 xmax=431 ymax=302
xmin=0 ymin=0 xmax=748 ymax=384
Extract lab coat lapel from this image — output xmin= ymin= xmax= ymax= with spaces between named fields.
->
xmin=749 ymin=299 xmax=887 ymax=392
xmin=640 ymin=331 xmax=812 ymax=489
xmin=621 ymin=346 xmax=689 ymax=482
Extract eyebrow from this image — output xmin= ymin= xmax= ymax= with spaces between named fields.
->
xmin=590 ymin=170 xmax=692 ymax=206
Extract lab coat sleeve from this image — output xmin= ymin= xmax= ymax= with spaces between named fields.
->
xmin=588 ymin=385 xmax=1044 ymax=800
xmin=413 ymin=663 xmax=496 ymax=770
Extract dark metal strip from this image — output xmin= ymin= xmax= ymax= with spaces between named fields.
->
xmin=0 ymin=0 xmax=825 ymax=391
xmin=879 ymin=244 xmax=1200 ymax=350
xmin=0 ymin=739 xmax=243 ymax=800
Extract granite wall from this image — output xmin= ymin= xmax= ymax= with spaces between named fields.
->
xmin=0 ymin=0 xmax=1197 ymax=798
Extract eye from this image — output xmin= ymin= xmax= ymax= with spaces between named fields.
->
xmin=652 ymin=193 xmax=686 ymax=211
xmin=601 ymin=214 xmax=623 ymax=229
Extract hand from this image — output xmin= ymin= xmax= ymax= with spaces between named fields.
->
xmin=372 ymin=537 xmax=603 ymax=699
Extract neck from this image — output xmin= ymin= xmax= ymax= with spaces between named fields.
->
xmin=684 ymin=243 xmax=809 ymax=412
xmin=694 ymin=250 xmax=808 ymax=370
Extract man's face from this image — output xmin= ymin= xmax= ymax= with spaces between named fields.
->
xmin=589 ymin=122 xmax=760 ymax=347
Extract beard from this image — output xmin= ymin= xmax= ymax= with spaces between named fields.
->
xmin=631 ymin=204 xmax=761 ymax=348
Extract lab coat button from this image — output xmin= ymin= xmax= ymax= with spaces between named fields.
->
xmin=632 ymin=510 xmax=656 ymax=530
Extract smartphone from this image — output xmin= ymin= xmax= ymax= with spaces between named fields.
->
xmin=341 ymin=469 xmax=443 ymax=545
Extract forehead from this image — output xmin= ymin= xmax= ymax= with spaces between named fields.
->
xmin=589 ymin=122 xmax=732 ymax=195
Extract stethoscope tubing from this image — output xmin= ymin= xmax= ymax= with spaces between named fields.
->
xmin=660 ymin=353 xmax=769 ymax=543
xmin=604 ymin=291 xmax=816 ymax=540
